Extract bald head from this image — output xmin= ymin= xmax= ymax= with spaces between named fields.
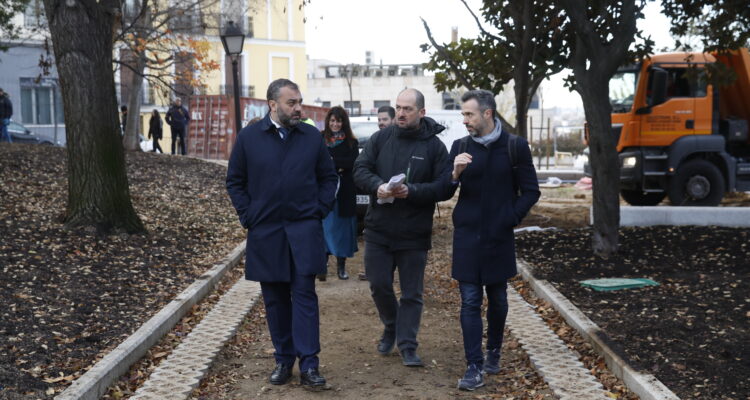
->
xmin=395 ymin=88 xmax=426 ymax=130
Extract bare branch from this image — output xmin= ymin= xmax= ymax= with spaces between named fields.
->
xmin=458 ymin=0 xmax=503 ymax=42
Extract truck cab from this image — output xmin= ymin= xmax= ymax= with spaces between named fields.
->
xmin=607 ymin=48 xmax=750 ymax=206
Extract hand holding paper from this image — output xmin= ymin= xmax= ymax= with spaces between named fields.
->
xmin=377 ymin=173 xmax=406 ymax=204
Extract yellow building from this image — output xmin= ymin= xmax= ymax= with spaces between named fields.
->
xmin=120 ymin=0 xmax=308 ymax=151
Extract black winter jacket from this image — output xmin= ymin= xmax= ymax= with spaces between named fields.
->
xmin=353 ymin=117 xmax=451 ymax=250
xmin=0 ymin=94 xmax=12 ymax=120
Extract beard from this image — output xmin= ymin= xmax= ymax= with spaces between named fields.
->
xmin=278 ymin=108 xmax=301 ymax=127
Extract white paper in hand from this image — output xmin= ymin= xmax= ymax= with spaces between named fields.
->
xmin=377 ymin=173 xmax=406 ymax=204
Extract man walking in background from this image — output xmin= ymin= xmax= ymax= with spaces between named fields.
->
xmin=166 ymin=97 xmax=190 ymax=155
xmin=226 ymin=78 xmax=338 ymax=390
xmin=0 ymin=88 xmax=14 ymax=143
xmin=377 ymin=105 xmax=395 ymax=130
xmin=354 ymin=88 xmax=450 ymax=367
xmin=444 ymin=89 xmax=540 ymax=390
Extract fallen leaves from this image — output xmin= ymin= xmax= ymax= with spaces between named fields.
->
xmin=0 ymin=145 xmax=245 ymax=398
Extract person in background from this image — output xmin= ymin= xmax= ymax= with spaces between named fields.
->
xmin=226 ymin=78 xmax=338 ymax=390
xmin=120 ymin=105 xmax=128 ymax=136
xmin=444 ymin=89 xmax=540 ymax=391
xmin=0 ymin=88 xmax=13 ymax=143
xmin=377 ymin=105 xmax=395 ymax=130
xmin=319 ymin=106 xmax=359 ymax=281
xmin=148 ymin=109 xmax=164 ymax=153
xmin=166 ymin=97 xmax=190 ymax=155
xmin=353 ymin=88 xmax=451 ymax=367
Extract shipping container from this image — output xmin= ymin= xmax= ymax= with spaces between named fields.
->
xmin=187 ymin=95 xmax=329 ymax=160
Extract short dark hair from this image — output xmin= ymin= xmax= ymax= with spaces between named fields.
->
xmin=461 ymin=89 xmax=496 ymax=117
xmin=377 ymin=105 xmax=395 ymax=119
xmin=267 ymin=78 xmax=300 ymax=101
xmin=120 ymin=105 xmax=127 ymax=112
xmin=399 ymin=88 xmax=425 ymax=110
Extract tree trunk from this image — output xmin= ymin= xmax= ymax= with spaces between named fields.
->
xmin=578 ymin=77 xmax=619 ymax=257
xmin=43 ymin=0 xmax=145 ymax=234
xmin=123 ymin=49 xmax=147 ymax=151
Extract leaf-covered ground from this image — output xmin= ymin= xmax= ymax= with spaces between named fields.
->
xmin=516 ymin=225 xmax=749 ymax=400
xmin=0 ymin=144 xmax=245 ymax=399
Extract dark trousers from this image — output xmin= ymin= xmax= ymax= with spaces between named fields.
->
xmin=260 ymin=272 xmax=320 ymax=371
xmin=152 ymin=137 xmax=163 ymax=153
xmin=364 ymin=241 xmax=427 ymax=351
xmin=171 ymin=129 xmax=185 ymax=155
xmin=459 ymin=281 xmax=509 ymax=366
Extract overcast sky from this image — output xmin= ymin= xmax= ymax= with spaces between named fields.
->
xmin=303 ymin=1 xmax=675 ymax=109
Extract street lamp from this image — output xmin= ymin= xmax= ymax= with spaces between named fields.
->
xmin=220 ymin=20 xmax=245 ymax=135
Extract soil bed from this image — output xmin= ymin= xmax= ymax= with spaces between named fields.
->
xmin=0 ymin=144 xmax=244 ymax=399
xmin=515 ymin=188 xmax=750 ymax=400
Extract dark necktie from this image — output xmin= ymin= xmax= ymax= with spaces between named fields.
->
xmin=279 ymin=127 xmax=288 ymax=140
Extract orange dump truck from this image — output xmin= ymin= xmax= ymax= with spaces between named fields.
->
xmin=606 ymin=48 xmax=750 ymax=206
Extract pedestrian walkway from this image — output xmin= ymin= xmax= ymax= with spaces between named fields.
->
xmin=129 ymin=251 xmax=612 ymax=399
xmin=506 ymin=287 xmax=610 ymax=399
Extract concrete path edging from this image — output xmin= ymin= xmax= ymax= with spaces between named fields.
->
xmin=517 ymin=260 xmax=680 ymax=400
xmin=55 ymin=241 xmax=246 ymax=400
xmin=591 ymin=205 xmax=750 ymax=227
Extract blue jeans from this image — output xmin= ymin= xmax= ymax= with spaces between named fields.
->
xmin=0 ymin=119 xmax=11 ymax=143
xmin=459 ymin=281 xmax=509 ymax=366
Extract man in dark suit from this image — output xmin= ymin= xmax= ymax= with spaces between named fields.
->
xmin=445 ymin=89 xmax=540 ymax=391
xmin=226 ymin=79 xmax=338 ymax=390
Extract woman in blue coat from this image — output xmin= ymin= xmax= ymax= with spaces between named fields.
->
xmin=444 ymin=90 xmax=540 ymax=391
xmin=320 ymin=106 xmax=359 ymax=280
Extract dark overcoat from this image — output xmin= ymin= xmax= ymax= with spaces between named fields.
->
xmin=328 ymin=138 xmax=359 ymax=217
xmin=226 ymin=114 xmax=338 ymax=282
xmin=445 ymin=132 xmax=540 ymax=284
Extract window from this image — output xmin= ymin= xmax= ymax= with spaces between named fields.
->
xmin=20 ymin=78 xmax=64 ymax=125
xmin=24 ymin=0 xmax=46 ymax=28
xmin=373 ymin=100 xmax=390 ymax=109
xmin=169 ymin=4 xmax=204 ymax=34
xmin=221 ymin=0 xmax=253 ymax=37
xmin=344 ymin=101 xmax=361 ymax=116
xmin=321 ymin=101 xmax=331 ymax=108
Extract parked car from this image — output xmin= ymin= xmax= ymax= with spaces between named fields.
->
xmin=350 ymin=118 xmax=380 ymax=234
xmin=7 ymin=120 xmax=55 ymax=145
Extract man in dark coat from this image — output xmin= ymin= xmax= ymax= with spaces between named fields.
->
xmin=165 ymin=97 xmax=190 ymax=155
xmin=226 ymin=79 xmax=338 ymax=389
xmin=1 ymin=88 xmax=14 ymax=143
xmin=353 ymin=88 xmax=451 ymax=367
xmin=445 ymin=89 xmax=540 ymax=391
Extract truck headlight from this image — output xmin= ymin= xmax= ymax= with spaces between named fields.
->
xmin=622 ymin=156 xmax=637 ymax=168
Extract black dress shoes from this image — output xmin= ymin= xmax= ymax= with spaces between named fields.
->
xmin=400 ymin=348 xmax=424 ymax=367
xmin=269 ymin=363 xmax=293 ymax=385
xmin=300 ymin=367 xmax=327 ymax=390
xmin=377 ymin=331 xmax=396 ymax=355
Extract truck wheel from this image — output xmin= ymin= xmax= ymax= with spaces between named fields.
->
xmin=667 ymin=160 xmax=725 ymax=206
xmin=620 ymin=190 xmax=666 ymax=206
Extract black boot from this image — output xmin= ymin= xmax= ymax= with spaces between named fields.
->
xmin=337 ymin=257 xmax=349 ymax=280
xmin=317 ymin=255 xmax=329 ymax=281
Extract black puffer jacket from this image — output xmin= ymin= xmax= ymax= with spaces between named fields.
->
xmin=353 ymin=117 xmax=451 ymax=250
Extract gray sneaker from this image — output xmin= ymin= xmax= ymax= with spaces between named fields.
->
xmin=457 ymin=364 xmax=484 ymax=391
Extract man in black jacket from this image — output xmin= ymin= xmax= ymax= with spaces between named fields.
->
xmin=166 ymin=97 xmax=190 ymax=155
xmin=353 ymin=88 xmax=450 ymax=367
xmin=0 ymin=88 xmax=13 ymax=143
